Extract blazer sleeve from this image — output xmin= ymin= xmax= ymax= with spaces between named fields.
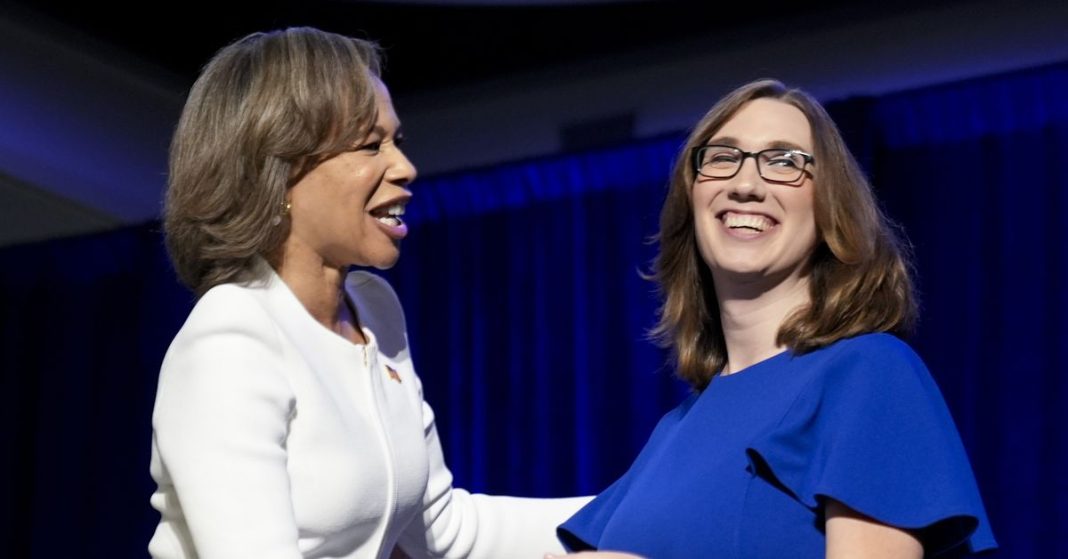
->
xmin=151 ymin=286 xmax=302 ymax=559
xmin=398 ymin=377 xmax=592 ymax=558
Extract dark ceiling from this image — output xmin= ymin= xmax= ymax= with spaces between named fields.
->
xmin=5 ymin=0 xmax=965 ymax=97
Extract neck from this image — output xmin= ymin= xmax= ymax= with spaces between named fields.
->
xmin=713 ymin=268 xmax=811 ymax=375
xmin=273 ymin=243 xmax=352 ymax=337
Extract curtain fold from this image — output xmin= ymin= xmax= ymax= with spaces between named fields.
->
xmin=3 ymin=62 xmax=1066 ymax=557
xmin=0 ymin=226 xmax=193 ymax=558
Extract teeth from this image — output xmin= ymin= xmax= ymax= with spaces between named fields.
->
xmin=371 ymin=203 xmax=406 ymax=227
xmin=722 ymin=212 xmax=773 ymax=232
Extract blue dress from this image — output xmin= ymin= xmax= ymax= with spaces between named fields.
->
xmin=558 ymin=334 xmax=996 ymax=558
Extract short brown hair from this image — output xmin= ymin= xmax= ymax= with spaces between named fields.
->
xmin=164 ymin=27 xmax=382 ymax=296
xmin=650 ymin=79 xmax=917 ymax=390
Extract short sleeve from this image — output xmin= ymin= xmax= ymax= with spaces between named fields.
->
xmin=557 ymin=472 xmax=634 ymax=552
xmin=746 ymin=334 xmax=996 ymax=555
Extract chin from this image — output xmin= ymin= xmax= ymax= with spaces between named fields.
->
xmin=369 ymin=249 xmax=402 ymax=270
xmin=370 ymin=259 xmax=399 ymax=271
xmin=347 ymin=245 xmax=402 ymax=271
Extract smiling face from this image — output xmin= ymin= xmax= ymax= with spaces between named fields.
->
xmin=691 ymin=98 xmax=819 ymax=287
xmin=284 ymin=79 xmax=417 ymax=270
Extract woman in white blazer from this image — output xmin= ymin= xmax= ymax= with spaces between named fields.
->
xmin=149 ymin=27 xmax=589 ymax=559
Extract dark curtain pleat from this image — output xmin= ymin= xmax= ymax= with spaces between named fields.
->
xmin=0 ymin=225 xmax=192 ymax=558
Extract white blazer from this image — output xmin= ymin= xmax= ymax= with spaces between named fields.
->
xmin=148 ymin=262 xmax=589 ymax=558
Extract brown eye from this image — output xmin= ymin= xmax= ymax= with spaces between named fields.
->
xmin=704 ymin=147 xmax=741 ymax=168
xmin=357 ymin=141 xmax=382 ymax=154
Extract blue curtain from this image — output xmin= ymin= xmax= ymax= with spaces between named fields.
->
xmin=2 ymin=62 xmax=1065 ymax=557
xmin=0 ymin=226 xmax=192 ymax=558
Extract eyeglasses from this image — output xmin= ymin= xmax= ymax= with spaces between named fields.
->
xmin=692 ymin=144 xmax=815 ymax=184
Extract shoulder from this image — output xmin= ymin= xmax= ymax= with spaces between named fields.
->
xmin=154 ymin=282 xmax=295 ymax=438
xmin=822 ymin=332 xmax=921 ymax=363
xmin=192 ymin=281 xmax=274 ymax=321
xmin=173 ymin=282 xmax=282 ymax=352
xmin=808 ymin=333 xmax=928 ymax=384
xmin=160 ymin=282 xmax=288 ymax=393
xmin=786 ymin=333 xmax=945 ymax=420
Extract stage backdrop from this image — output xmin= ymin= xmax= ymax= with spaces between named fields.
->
xmin=2 ymin=62 xmax=1065 ymax=558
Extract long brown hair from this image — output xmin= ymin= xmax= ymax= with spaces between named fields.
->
xmin=164 ymin=27 xmax=381 ymax=296
xmin=650 ymin=79 xmax=917 ymax=390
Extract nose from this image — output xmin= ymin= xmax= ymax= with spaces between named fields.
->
xmin=386 ymin=145 xmax=418 ymax=186
xmin=728 ymin=155 xmax=766 ymax=200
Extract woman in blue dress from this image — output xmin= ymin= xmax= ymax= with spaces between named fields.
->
xmin=553 ymin=80 xmax=997 ymax=558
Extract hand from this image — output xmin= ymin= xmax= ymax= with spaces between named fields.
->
xmin=545 ymin=552 xmax=646 ymax=559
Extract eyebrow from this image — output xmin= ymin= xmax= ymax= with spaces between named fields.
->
xmin=706 ymin=136 xmax=810 ymax=152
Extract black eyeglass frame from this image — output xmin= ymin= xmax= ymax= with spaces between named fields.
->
xmin=692 ymin=144 xmax=815 ymax=184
